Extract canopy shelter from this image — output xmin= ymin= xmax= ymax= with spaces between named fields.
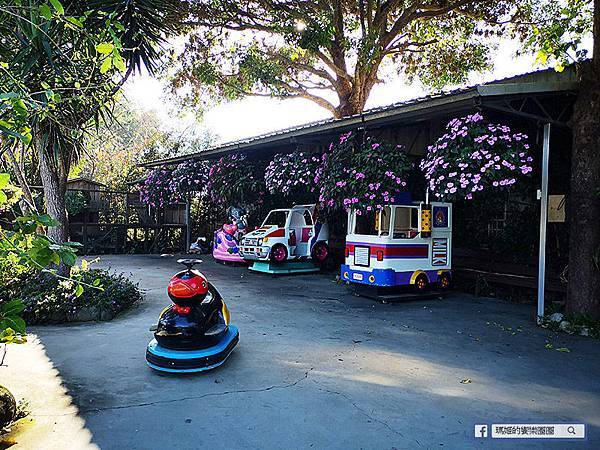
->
xmin=143 ymin=67 xmax=579 ymax=319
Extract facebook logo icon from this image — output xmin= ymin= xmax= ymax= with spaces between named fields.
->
xmin=475 ymin=425 xmax=488 ymax=438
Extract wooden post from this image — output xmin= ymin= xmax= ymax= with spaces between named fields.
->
xmin=83 ymin=210 xmax=88 ymax=254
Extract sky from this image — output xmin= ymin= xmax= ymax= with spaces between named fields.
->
xmin=123 ymin=39 xmax=540 ymax=146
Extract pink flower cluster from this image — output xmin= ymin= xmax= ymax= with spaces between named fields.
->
xmin=264 ymin=151 xmax=322 ymax=196
xmin=420 ymin=114 xmax=533 ymax=200
xmin=208 ymin=153 xmax=265 ymax=206
xmin=318 ymin=132 xmax=411 ymax=213
xmin=140 ymin=160 xmax=209 ymax=207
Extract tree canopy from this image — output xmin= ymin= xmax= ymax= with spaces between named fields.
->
xmin=171 ymin=0 xmax=529 ymax=118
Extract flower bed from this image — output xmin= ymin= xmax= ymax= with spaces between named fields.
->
xmin=0 ymin=268 xmax=143 ymax=324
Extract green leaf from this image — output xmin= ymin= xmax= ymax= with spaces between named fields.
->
xmin=1 ymin=300 xmax=25 ymax=316
xmin=50 ymin=252 xmax=61 ymax=265
xmin=59 ymin=249 xmax=77 ymax=267
xmin=100 ymin=58 xmax=113 ymax=74
xmin=0 ymin=317 xmax=26 ymax=335
xmin=0 ymin=93 xmax=20 ymax=100
xmin=92 ymin=278 xmax=101 ymax=287
xmin=75 ymin=284 xmax=84 ymax=297
xmin=0 ymin=191 xmax=7 ymax=204
xmin=0 ymin=173 xmax=10 ymax=190
xmin=66 ymin=16 xmax=84 ymax=28
xmin=112 ymin=55 xmax=126 ymax=72
xmin=556 ymin=347 xmax=570 ymax=353
xmin=49 ymin=0 xmax=64 ymax=15
xmin=96 ymin=43 xmax=114 ymax=55
xmin=37 ymin=214 xmax=57 ymax=226
xmin=39 ymin=4 xmax=53 ymax=20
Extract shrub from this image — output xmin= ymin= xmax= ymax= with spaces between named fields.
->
xmin=65 ymin=190 xmax=89 ymax=215
xmin=0 ymin=268 xmax=142 ymax=324
xmin=169 ymin=160 xmax=210 ymax=202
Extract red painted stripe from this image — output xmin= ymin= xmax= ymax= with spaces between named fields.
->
xmin=267 ymin=228 xmax=285 ymax=238
xmin=346 ymin=243 xmax=428 ymax=258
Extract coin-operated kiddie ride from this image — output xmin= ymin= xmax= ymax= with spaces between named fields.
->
xmin=213 ymin=206 xmax=248 ymax=263
xmin=239 ymin=204 xmax=329 ymax=274
xmin=146 ymin=259 xmax=239 ymax=373
xmin=341 ymin=196 xmax=452 ymax=301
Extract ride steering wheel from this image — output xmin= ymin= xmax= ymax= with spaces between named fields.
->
xmin=177 ymin=258 xmax=203 ymax=272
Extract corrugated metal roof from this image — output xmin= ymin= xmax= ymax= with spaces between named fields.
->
xmin=143 ymin=66 xmax=577 ymax=168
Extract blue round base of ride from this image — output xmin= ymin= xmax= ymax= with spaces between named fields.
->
xmin=146 ymin=325 xmax=239 ymax=373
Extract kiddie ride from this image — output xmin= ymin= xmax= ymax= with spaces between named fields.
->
xmin=239 ymin=204 xmax=329 ymax=274
xmin=146 ymin=259 xmax=239 ymax=373
xmin=341 ymin=195 xmax=452 ymax=302
xmin=213 ymin=206 xmax=248 ymax=264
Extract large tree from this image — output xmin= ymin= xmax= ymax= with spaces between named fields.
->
xmin=0 ymin=0 xmax=181 ymax=249
xmin=80 ymin=101 xmax=216 ymax=190
xmin=519 ymin=0 xmax=599 ymax=319
xmin=172 ymin=0 xmax=525 ymax=118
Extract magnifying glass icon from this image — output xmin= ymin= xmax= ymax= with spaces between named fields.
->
xmin=567 ymin=426 xmax=576 ymax=435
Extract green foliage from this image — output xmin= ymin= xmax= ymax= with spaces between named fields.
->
xmin=65 ymin=190 xmax=89 ymax=216
xmin=80 ymin=101 xmax=215 ymax=191
xmin=0 ymin=268 xmax=142 ymax=325
xmin=0 ymin=173 xmax=81 ymax=341
xmin=170 ymin=1 xmax=524 ymax=116
xmin=513 ymin=0 xmax=593 ymax=71
xmin=207 ymin=154 xmax=266 ymax=208
xmin=0 ymin=301 xmax=26 ymax=343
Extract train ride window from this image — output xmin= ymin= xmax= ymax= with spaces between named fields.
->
xmin=352 ymin=207 xmax=391 ymax=236
xmin=393 ymin=206 xmax=419 ymax=239
xmin=263 ymin=210 xmax=288 ymax=228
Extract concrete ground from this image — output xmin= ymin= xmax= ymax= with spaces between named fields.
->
xmin=3 ymin=254 xmax=600 ymax=450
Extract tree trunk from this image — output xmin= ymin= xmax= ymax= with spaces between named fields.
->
xmin=34 ymin=124 xmax=71 ymax=276
xmin=38 ymin=148 xmax=68 ymax=243
xmin=334 ymin=95 xmax=367 ymax=119
xmin=566 ymin=60 xmax=600 ymax=319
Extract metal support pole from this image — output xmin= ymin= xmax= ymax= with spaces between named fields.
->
xmin=537 ymin=123 xmax=551 ymax=321
xmin=185 ymin=196 xmax=192 ymax=253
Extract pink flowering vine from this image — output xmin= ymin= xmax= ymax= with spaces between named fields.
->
xmin=264 ymin=151 xmax=322 ymax=196
xmin=319 ymin=132 xmax=411 ymax=213
xmin=420 ymin=113 xmax=533 ymax=200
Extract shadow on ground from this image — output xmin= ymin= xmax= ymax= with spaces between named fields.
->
xmin=27 ymin=255 xmax=600 ymax=449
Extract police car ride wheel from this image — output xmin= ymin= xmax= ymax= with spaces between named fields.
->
xmin=312 ymin=242 xmax=328 ymax=262
xmin=270 ymin=244 xmax=288 ymax=262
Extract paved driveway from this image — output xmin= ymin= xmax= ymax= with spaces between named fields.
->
xmin=7 ymin=255 xmax=600 ymax=449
